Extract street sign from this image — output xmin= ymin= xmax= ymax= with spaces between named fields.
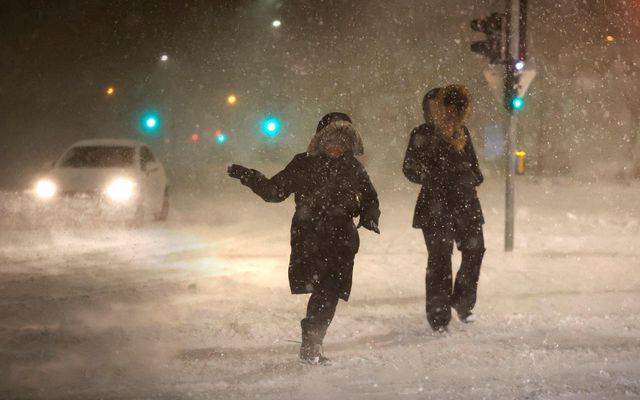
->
xmin=516 ymin=69 xmax=536 ymax=98
xmin=483 ymin=68 xmax=503 ymax=102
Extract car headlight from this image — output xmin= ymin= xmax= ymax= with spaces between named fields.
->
xmin=105 ymin=178 xmax=136 ymax=202
xmin=35 ymin=179 xmax=57 ymax=199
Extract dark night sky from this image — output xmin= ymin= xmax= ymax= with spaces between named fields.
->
xmin=1 ymin=0 xmax=638 ymax=188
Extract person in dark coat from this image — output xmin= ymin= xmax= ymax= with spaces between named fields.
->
xmin=402 ymin=85 xmax=486 ymax=333
xmin=228 ymin=112 xmax=380 ymax=363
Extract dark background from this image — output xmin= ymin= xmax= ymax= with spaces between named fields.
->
xmin=1 ymin=0 xmax=639 ymax=189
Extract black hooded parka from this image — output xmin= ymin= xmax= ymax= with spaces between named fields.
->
xmin=236 ymin=116 xmax=379 ymax=301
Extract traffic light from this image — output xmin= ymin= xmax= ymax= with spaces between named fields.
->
xmin=504 ymin=63 xmax=520 ymax=112
xmin=503 ymin=61 xmax=535 ymax=113
xmin=261 ymin=117 xmax=281 ymax=138
xmin=512 ymin=97 xmax=524 ymax=110
xmin=214 ymin=130 xmax=227 ymax=144
xmin=470 ymin=12 xmax=505 ymax=64
xmin=140 ymin=112 xmax=161 ymax=134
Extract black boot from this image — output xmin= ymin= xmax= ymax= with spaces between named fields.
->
xmin=299 ymin=319 xmax=330 ymax=365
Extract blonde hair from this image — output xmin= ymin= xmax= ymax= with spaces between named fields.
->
xmin=431 ymin=85 xmax=471 ymax=152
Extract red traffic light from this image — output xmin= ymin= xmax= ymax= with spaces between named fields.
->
xmin=191 ymin=133 xmax=200 ymax=142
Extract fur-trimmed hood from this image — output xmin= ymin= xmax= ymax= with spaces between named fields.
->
xmin=430 ymin=85 xmax=472 ymax=152
xmin=307 ymin=119 xmax=364 ymax=156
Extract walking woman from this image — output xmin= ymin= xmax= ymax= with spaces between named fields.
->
xmin=402 ymin=85 xmax=486 ymax=333
xmin=228 ymin=112 xmax=380 ymax=363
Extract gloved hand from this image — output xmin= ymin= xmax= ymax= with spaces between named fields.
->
xmin=357 ymin=218 xmax=380 ymax=234
xmin=227 ymin=164 xmax=251 ymax=182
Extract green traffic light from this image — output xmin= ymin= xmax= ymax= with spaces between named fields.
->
xmin=512 ymin=97 xmax=524 ymax=110
xmin=140 ymin=112 xmax=161 ymax=134
xmin=261 ymin=117 xmax=281 ymax=137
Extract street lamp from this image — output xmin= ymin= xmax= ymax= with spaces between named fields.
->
xmin=272 ymin=20 xmax=282 ymax=28
xmin=106 ymin=86 xmax=115 ymax=96
xmin=160 ymin=54 xmax=169 ymax=62
xmin=227 ymin=94 xmax=237 ymax=105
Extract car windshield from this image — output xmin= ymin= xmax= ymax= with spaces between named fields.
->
xmin=59 ymin=146 xmax=134 ymax=168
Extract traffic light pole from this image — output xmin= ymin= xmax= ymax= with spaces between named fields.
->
xmin=505 ymin=111 xmax=517 ymax=251
xmin=504 ymin=0 xmax=523 ymax=252
xmin=470 ymin=0 xmax=528 ymax=251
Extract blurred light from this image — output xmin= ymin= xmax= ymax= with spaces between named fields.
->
xmin=160 ymin=54 xmax=169 ymax=62
xmin=512 ymin=97 xmax=524 ymax=110
xmin=106 ymin=86 xmax=115 ymax=96
xmin=141 ymin=112 xmax=161 ymax=133
xmin=35 ymin=179 xmax=56 ymax=199
xmin=191 ymin=133 xmax=200 ymax=142
xmin=214 ymin=130 xmax=226 ymax=143
xmin=606 ymin=35 xmax=615 ymax=42
xmin=227 ymin=94 xmax=237 ymax=105
xmin=515 ymin=151 xmax=527 ymax=157
xmin=514 ymin=60 xmax=525 ymax=71
xmin=272 ymin=20 xmax=282 ymax=28
xmin=164 ymin=138 xmax=171 ymax=144
xmin=146 ymin=118 xmax=158 ymax=129
xmin=262 ymin=117 xmax=281 ymax=137
xmin=106 ymin=178 xmax=135 ymax=202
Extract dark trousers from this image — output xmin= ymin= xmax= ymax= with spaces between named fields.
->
xmin=423 ymin=224 xmax=485 ymax=330
xmin=301 ymin=287 xmax=340 ymax=344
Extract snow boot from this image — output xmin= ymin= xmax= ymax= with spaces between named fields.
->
xmin=431 ymin=325 xmax=449 ymax=336
xmin=299 ymin=319 xmax=331 ymax=365
xmin=452 ymin=304 xmax=475 ymax=323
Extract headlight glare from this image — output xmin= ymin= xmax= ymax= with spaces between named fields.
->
xmin=106 ymin=178 xmax=135 ymax=202
xmin=35 ymin=179 xmax=57 ymax=199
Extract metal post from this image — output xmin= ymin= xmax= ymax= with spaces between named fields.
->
xmin=505 ymin=113 xmax=517 ymax=251
xmin=509 ymin=0 xmax=520 ymax=61
xmin=504 ymin=0 xmax=521 ymax=252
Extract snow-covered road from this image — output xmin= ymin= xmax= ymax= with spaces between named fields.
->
xmin=1 ymin=176 xmax=639 ymax=399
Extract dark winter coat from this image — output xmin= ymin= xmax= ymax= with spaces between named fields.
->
xmin=403 ymin=121 xmax=484 ymax=233
xmin=239 ymin=151 xmax=379 ymax=301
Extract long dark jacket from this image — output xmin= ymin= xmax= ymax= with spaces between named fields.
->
xmin=240 ymin=152 xmax=380 ymax=301
xmin=402 ymin=123 xmax=484 ymax=233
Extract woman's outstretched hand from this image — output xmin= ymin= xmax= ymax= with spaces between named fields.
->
xmin=227 ymin=164 xmax=251 ymax=181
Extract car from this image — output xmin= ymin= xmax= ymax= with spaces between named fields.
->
xmin=32 ymin=139 xmax=169 ymax=223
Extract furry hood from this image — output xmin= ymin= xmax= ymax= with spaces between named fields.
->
xmin=430 ymin=85 xmax=472 ymax=152
xmin=307 ymin=119 xmax=364 ymax=156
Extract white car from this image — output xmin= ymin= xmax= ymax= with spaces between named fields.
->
xmin=32 ymin=139 xmax=169 ymax=223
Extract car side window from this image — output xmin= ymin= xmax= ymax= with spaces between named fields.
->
xmin=140 ymin=147 xmax=155 ymax=169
